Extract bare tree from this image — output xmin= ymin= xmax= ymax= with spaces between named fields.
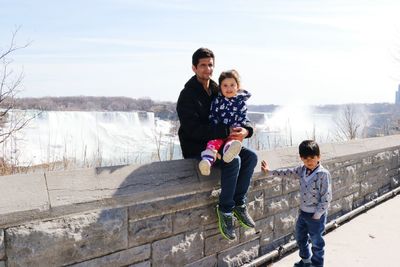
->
xmin=0 ymin=27 xmax=34 ymax=144
xmin=333 ymin=104 xmax=366 ymax=141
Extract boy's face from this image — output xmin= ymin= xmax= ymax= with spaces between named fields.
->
xmin=300 ymin=155 xmax=320 ymax=170
xmin=220 ymin=77 xmax=239 ymax=98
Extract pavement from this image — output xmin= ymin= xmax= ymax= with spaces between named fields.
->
xmin=268 ymin=194 xmax=400 ymax=267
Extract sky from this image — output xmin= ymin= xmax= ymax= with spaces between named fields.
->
xmin=1 ymin=0 xmax=400 ymax=105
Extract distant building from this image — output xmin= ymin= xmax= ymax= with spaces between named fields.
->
xmin=397 ymin=84 xmax=400 ymax=105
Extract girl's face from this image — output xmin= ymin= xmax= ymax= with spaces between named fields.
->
xmin=220 ymin=78 xmax=239 ymax=98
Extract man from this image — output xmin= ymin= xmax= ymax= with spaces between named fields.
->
xmin=176 ymin=47 xmax=258 ymax=240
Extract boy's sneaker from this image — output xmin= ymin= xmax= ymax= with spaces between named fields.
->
xmin=293 ymin=260 xmax=311 ymax=267
xmin=222 ymin=140 xmax=242 ymax=163
xmin=216 ymin=206 xmax=236 ymax=240
xmin=198 ymin=159 xmax=211 ymax=176
xmin=233 ymin=205 xmax=255 ymax=228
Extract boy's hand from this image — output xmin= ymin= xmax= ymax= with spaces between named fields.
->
xmin=261 ymin=160 xmax=269 ymax=173
xmin=312 ymin=213 xmax=321 ymax=220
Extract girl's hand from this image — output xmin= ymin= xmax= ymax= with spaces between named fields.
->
xmin=261 ymin=160 xmax=269 ymax=173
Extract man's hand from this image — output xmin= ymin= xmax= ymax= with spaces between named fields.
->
xmin=261 ymin=160 xmax=270 ymax=174
xmin=229 ymin=127 xmax=248 ymax=142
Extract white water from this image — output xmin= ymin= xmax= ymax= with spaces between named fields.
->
xmin=1 ymin=107 xmax=342 ymax=168
xmin=253 ymin=106 xmax=336 ymax=150
xmin=1 ymin=110 xmax=179 ymax=167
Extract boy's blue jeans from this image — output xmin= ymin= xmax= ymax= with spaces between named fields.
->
xmin=217 ymin=147 xmax=258 ymax=213
xmin=296 ymin=210 xmax=327 ymax=267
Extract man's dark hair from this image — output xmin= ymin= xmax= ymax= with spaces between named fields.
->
xmin=192 ymin=47 xmax=214 ymax=67
xmin=299 ymin=140 xmax=320 ymax=158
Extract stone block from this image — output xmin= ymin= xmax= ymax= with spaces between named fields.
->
xmin=129 ymin=214 xmax=173 ymax=246
xmin=273 ymin=208 xmax=297 ymax=238
xmin=365 ymin=191 xmax=379 ymax=202
xmin=360 ymin=180 xmax=376 ymax=196
xmin=255 ymin=216 xmax=274 ymax=237
xmin=260 ymin=234 xmax=293 ymax=256
xmin=260 ymin=232 xmax=274 ymax=247
xmin=69 ymin=244 xmax=150 ymax=267
xmin=205 ymin=228 xmax=239 ymax=256
xmin=332 ymin=183 xmax=360 ymax=201
xmin=128 ymin=261 xmax=151 ymax=267
xmin=263 ymin=183 xmax=282 ymax=199
xmin=247 ymin=190 xmax=264 ymax=220
xmin=343 ymin=165 xmax=357 ymax=182
xmin=128 ymin=191 xmax=214 ymax=221
xmin=217 ymin=239 xmax=259 ymax=267
xmin=389 ymin=149 xmax=399 ymax=166
xmin=282 ymin=177 xmax=299 ymax=194
xmin=352 ymin=196 xmax=365 ymax=209
xmin=152 ymin=231 xmax=203 ymax=267
xmin=184 ymin=254 xmax=217 ymax=267
xmin=372 ymin=151 xmax=391 ymax=164
xmin=0 ymin=261 xmax=4 ymax=267
xmin=332 ymin=167 xmax=357 ymax=191
xmin=288 ymin=191 xmax=300 ymax=208
xmin=265 ymin=195 xmax=290 ymax=216
xmin=364 ymin=169 xmax=379 ymax=184
xmin=251 ymin=176 xmax=282 ymax=194
xmin=328 ymin=199 xmax=343 ymax=215
xmin=342 ymin=195 xmax=354 ymax=213
xmin=376 ymin=166 xmax=390 ymax=185
xmin=6 ymin=208 xmax=128 ymax=267
xmin=391 ymin=175 xmax=400 ymax=188
xmin=0 ymin=230 xmax=4 ymax=260
xmin=239 ymin=216 xmax=273 ymax=243
xmin=203 ymin=224 xmax=220 ymax=239
xmin=173 ymin=205 xmax=215 ymax=234
xmin=0 ymin=172 xmax=49 ymax=227
xmin=378 ymin=184 xmax=391 ymax=196
xmin=361 ymin=155 xmax=373 ymax=165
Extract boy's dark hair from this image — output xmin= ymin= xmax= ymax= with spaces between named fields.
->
xmin=192 ymin=47 xmax=214 ymax=67
xmin=218 ymin=69 xmax=241 ymax=89
xmin=299 ymin=140 xmax=320 ymax=158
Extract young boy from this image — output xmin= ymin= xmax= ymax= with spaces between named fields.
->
xmin=261 ymin=140 xmax=332 ymax=267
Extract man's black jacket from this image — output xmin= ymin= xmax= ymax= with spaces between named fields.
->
xmin=176 ymin=75 xmax=253 ymax=158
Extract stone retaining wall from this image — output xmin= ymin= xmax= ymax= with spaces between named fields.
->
xmin=0 ymin=135 xmax=399 ymax=267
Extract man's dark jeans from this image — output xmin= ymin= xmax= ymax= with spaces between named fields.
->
xmin=217 ymin=146 xmax=258 ymax=213
xmin=296 ymin=210 xmax=327 ymax=267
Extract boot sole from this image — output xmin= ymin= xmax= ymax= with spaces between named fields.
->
xmin=198 ymin=160 xmax=211 ymax=176
xmin=222 ymin=140 xmax=242 ymax=163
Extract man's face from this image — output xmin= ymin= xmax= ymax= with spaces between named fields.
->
xmin=300 ymin=155 xmax=320 ymax=170
xmin=192 ymin=57 xmax=214 ymax=81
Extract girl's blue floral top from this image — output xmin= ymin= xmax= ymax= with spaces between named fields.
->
xmin=209 ymin=90 xmax=251 ymax=127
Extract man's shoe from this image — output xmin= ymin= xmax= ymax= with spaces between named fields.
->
xmin=216 ymin=206 xmax=236 ymax=240
xmin=222 ymin=140 xmax=242 ymax=163
xmin=233 ymin=205 xmax=255 ymax=228
xmin=293 ymin=260 xmax=311 ymax=267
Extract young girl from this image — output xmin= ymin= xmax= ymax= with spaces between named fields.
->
xmin=198 ymin=69 xmax=251 ymax=176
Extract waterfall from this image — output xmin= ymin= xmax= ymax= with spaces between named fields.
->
xmin=1 ymin=110 xmax=178 ymax=167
